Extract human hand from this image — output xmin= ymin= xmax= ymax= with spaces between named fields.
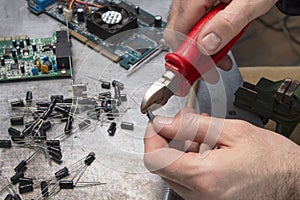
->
xmin=164 ymin=0 xmax=277 ymax=70
xmin=144 ymin=108 xmax=300 ymax=200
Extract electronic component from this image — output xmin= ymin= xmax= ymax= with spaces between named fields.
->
xmin=10 ymin=117 xmax=24 ymax=126
xmin=120 ymin=121 xmax=134 ymax=130
xmin=107 ymin=122 xmax=117 ymax=136
xmin=27 ymin=0 xmax=56 ymax=14
xmin=35 ymin=0 xmax=166 ymax=69
xmin=0 ymin=32 xmax=72 ymax=82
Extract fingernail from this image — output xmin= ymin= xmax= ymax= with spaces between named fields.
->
xmin=153 ymin=116 xmax=174 ymax=126
xmin=202 ymin=32 xmax=221 ymax=52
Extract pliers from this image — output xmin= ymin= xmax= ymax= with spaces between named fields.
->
xmin=141 ymin=3 xmax=248 ymax=114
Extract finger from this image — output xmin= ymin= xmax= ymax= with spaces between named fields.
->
xmin=144 ymin=122 xmax=168 ymax=153
xmin=164 ymin=0 xmax=216 ymax=50
xmin=216 ymin=55 xmax=232 ymax=71
xmin=153 ymin=110 xmax=236 ymax=146
xmin=184 ymin=140 xmax=200 ymax=153
xmin=197 ymin=1 xmax=276 ymax=55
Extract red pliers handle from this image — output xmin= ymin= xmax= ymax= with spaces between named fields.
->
xmin=165 ymin=3 xmax=247 ymax=96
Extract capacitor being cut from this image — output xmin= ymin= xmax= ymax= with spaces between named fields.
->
xmin=58 ymin=5 xmax=63 ymax=14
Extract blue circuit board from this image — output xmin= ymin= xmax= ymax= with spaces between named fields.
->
xmin=27 ymin=0 xmax=167 ymax=69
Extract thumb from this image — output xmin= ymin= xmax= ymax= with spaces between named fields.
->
xmin=197 ymin=1 xmax=275 ymax=55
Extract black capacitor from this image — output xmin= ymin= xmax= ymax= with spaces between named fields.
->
xmin=12 ymin=49 xmax=17 ymax=58
xmin=134 ymin=5 xmax=140 ymax=14
xmin=41 ymin=98 xmax=57 ymax=120
xmin=46 ymin=140 xmax=60 ymax=147
xmin=19 ymin=177 xmax=33 ymax=186
xmin=64 ymin=116 xmax=73 ymax=134
xmin=14 ymin=57 xmax=18 ymax=64
xmin=101 ymin=81 xmax=111 ymax=89
xmin=41 ymin=181 xmax=49 ymax=198
xmin=19 ymin=184 xmax=33 ymax=194
xmin=25 ymin=37 xmax=30 ymax=46
xmin=50 ymin=155 xmax=63 ymax=164
xmin=154 ymin=15 xmax=162 ymax=28
xmin=58 ymin=5 xmax=63 ymax=14
xmin=16 ymin=46 xmax=21 ymax=54
xmin=49 ymin=149 xmax=62 ymax=160
xmin=36 ymin=101 xmax=50 ymax=107
xmin=59 ymin=180 xmax=75 ymax=189
xmin=55 ymin=167 xmax=69 ymax=180
xmin=120 ymin=121 xmax=134 ymax=130
xmin=10 ymin=171 xmax=24 ymax=185
xmin=77 ymin=8 xmax=84 ymax=22
xmin=11 ymin=100 xmax=24 ymax=107
xmin=12 ymin=39 xmax=17 ymax=48
xmin=4 ymin=194 xmax=13 ymax=200
xmin=120 ymin=94 xmax=127 ymax=101
xmin=0 ymin=140 xmax=12 ymax=148
xmin=19 ymin=40 xmax=24 ymax=48
xmin=54 ymin=105 xmax=69 ymax=116
xmin=42 ymin=121 xmax=52 ymax=131
xmin=10 ymin=116 xmax=24 ymax=126
xmin=8 ymin=127 xmax=21 ymax=137
xmin=51 ymin=95 xmax=63 ymax=103
xmin=12 ymin=194 xmax=22 ymax=200
xmin=107 ymin=122 xmax=117 ymax=136
xmin=11 ymin=136 xmax=25 ymax=144
xmin=85 ymin=152 xmax=96 ymax=165
xmin=44 ymin=60 xmax=53 ymax=71
xmin=32 ymin=111 xmax=40 ymax=120
xmin=63 ymin=98 xmax=72 ymax=103
xmin=1 ymin=57 xmax=5 ymax=66
xmin=25 ymin=91 xmax=33 ymax=103
xmin=14 ymin=160 xmax=27 ymax=172
xmin=20 ymin=64 xmax=25 ymax=74
xmin=112 ymin=80 xmax=124 ymax=90
xmin=25 ymin=121 xmax=34 ymax=128
xmin=38 ymin=129 xmax=47 ymax=140
xmin=32 ymin=43 xmax=37 ymax=52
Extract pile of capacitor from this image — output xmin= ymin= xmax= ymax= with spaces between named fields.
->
xmin=0 ymin=79 xmax=134 ymax=199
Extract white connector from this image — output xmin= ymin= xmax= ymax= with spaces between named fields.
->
xmin=63 ymin=7 xmax=73 ymax=22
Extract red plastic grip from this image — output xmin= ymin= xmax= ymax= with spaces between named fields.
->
xmin=165 ymin=3 xmax=248 ymax=97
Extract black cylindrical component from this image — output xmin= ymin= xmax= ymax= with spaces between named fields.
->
xmin=12 ymin=49 xmax=17 ymax=58
xmin=146 ymin=111 xmax=156 ymax=122
xmin=154 ymin=15 xmax=162 ymax=28
xmin=49 ymin=149 xmax=62 ymax=160
xmin=25 ymin=121 xmax=34 ymax=128
xmin=51 ymin=95 xmax=63 ymax=103
xmin=19 ymin=40 xmax=24 ymax=48
xmin=19 ymin=177 xmax=33 ymax=186
xmin=32 ymin=111 xmax=40 ymax=120
xmin=4 ymin=194 xmax=13 ymax=200
xmin=16 ymin=46 xmax=21 ymax=54
xmin=44 ymin=60 xmax=52 ymax=71
xmin=41 ymin=181 xmax=49 ymax=198
xmin=12 ymin=194 xmax=22 ymax=200
xmin=42 ymin=121 xmax=52 ymax=131
xmin=20 ymin=64 xmax=25 ymax=74
xmin=112 ymin=80 xmax=124 ymax=89
xmin=243 ymin=81 xmax=256 ymax=91
xmin=10 ymin=116 xmax=24 ymax=126
xmin=38 ymin=129 xmax=47 ymax=140
xmin=8 ymin=127 xmax=21 ymax=137
xmin=101 ymin=81 xmax=111 ymax=89
xmin=52 ymin=45 xmax=56 ymax=54
xmin=46 ymin=140 xmax=60 ymax=147
xmin=10 ymin=171 xmax=24 ymax=185
xmin=85 ymin=152 xmax=96 ymax=166
xmin=25 ymin=37 xmax=30 ymax=46
xmin=11 ymin=100 xmax=24 ymax=107
xmin=12 ymin=39 xmax=17 ymax=48
xmin=58 ymin=5 xmax=63 ymax=14
xmin=14 ymin=160 xmax=27 ymax=172
xmin=0 ymin=140 xmax=12 ymax=148
xmin=41 ymin=98 xmax=57 ymax=120
xmin=32 ymin=43 xmax=37 ymax=52
xmin=107 ymin=122 xmax=117 ymax=136
xmin=14 ymin=57 xmax=18 ymax=64
xmin=50 ymin=155 xmax=63 ymax=164
xmin=120 ymin=121 xmax=134 ymax=130
xmin=11 ymin=136 xmax=25 ymax=144
xmin=55 ymin=167 xmax=69 ymax=180
xmin=25 ymin=91 xmax=33 ymax=103
xmin=120 ymin=94 xmax=127 ymax=102
xmin=19 ymin=184 xmax=33 ymax=194
xmin=54 ymin=106 xmax=69 ymax=116
xmin=99 ymin=91 xmax=111 ymax=99
xmin=134 ymin=5 xmax=140 ymax=14
xmin=77 ymin=8 xmax=84 ymax=22
xmin=59 ymin=180 xmax=75 ymax=189
xmin=64 ymin=116 xmax=73 ymax=134
xmin=1 ymin=57 xmax=5 ymax=66
xmin=36 ymin=101 xmax=50 ymax=107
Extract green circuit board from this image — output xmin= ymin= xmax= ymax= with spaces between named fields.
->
xmin=0 ymin=31 xmax=72 ymax=83
xmin=31 ymin=0 xmax=167 ymax=70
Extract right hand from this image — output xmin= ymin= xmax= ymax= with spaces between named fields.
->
xmin=164 ymin=0 xmax=277 ymax=70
